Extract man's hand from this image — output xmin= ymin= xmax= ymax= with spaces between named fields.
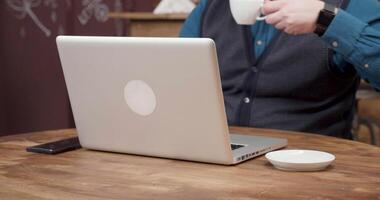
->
xmin=262 ymin=0 xmax=325 ymax=35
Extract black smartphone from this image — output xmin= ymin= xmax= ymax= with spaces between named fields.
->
xmin=26 ymin=137 xmax=82 ymax=155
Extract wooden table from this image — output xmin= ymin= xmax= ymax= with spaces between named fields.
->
xmin=1 ymin=127 xmax=379 ymax=200
xmin=108 ymin=12 xmax=188 ymax=37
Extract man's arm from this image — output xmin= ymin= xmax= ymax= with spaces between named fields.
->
xmin=263 ymin=0 xmax=380 ymax=90
xmin=321 ymin=8 xmax=380 ymax=90
xmin=180 ymin=0 xmax=208 ymax=37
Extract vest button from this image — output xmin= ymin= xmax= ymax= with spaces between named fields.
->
xmin=332 ymin=41 xmax=339 ymax=48
xmin=256 ymin=40 xmax=263 ymax=46
xmin=243 ymin=97 xmax=251 ymax=104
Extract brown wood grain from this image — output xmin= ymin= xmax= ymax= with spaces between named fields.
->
xmin=109 ymin=12 xmax=188 ymax=37
xmin=129 ymin=21 xmax=183 ymax=37
xmin=108 ymin=12 xmax=188 ymax=20
xmin=0 ymin=127 xmax=379 ymax=200
xmin=108 ymin=12 xmax=186 ymax=37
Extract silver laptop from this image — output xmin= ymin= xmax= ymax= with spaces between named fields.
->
xmin=56 ymin=36 xmax=287 ymax=165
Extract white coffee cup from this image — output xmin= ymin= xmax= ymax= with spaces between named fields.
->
xmin=230 ymin=0 xmax=267 ymax=25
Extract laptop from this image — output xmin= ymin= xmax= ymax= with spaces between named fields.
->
xmin=56 ymin=36 xmax=287 ymax=165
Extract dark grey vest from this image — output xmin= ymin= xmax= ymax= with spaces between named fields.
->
xmin=201 ymin=0 xmax=360 ymax=138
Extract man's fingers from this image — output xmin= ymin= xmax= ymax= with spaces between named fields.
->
xmin=284 ymin=27 xmax=298 ymax=35
xmin=262 ymin=0 xmax=286 ymax=15
xmin=274 ymin=21 xmax=286 ymax=30
xmin=265 ymin=11 xmax=284 ymax=25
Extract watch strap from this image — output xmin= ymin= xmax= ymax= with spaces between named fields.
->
xmin=314 ymin=3 xmax=337 ymax=37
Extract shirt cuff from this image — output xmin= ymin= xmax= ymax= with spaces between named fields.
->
xmin=321 ymin=9 xmax=367 ymax=59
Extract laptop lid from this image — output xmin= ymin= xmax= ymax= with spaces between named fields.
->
xmin=57 ymin=36 xmax=235 ymax=164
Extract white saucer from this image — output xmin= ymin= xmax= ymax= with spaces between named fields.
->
xmin=265 ymin=150 xmax=335 ymax=172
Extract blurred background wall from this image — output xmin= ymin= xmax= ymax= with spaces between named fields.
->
xmin=0 ymin=0 xmax=159 ymax=136
xmin=0 ymin=0 xmax=379 ymax=145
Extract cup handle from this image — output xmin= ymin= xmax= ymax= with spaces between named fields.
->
xmin=256 ymin=16 xmax=267 ymax=21
xmin=256 ymin=3 xmax=267 ymax=21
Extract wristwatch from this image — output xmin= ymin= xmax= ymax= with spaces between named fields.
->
xmin=314 ymin=2 xmax=338 ymax=37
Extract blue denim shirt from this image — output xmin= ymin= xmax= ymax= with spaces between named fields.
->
xmin=180 ymin=0 xmax=380 ymax=90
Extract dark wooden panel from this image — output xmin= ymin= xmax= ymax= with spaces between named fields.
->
xmin=0 ymin=1 xmax=76 ymax=136
xmin=0 ymin=0 xmax=159 ymax=136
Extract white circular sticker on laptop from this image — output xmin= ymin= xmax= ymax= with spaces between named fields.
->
xmin=124 ymin=80 xmax=157 ymax=116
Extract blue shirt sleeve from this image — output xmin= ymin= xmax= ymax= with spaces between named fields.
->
xmin=179 ymin=0 xmax=208 ymax=37
xmin=322 ymin=0 xmax=380 ymax=90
